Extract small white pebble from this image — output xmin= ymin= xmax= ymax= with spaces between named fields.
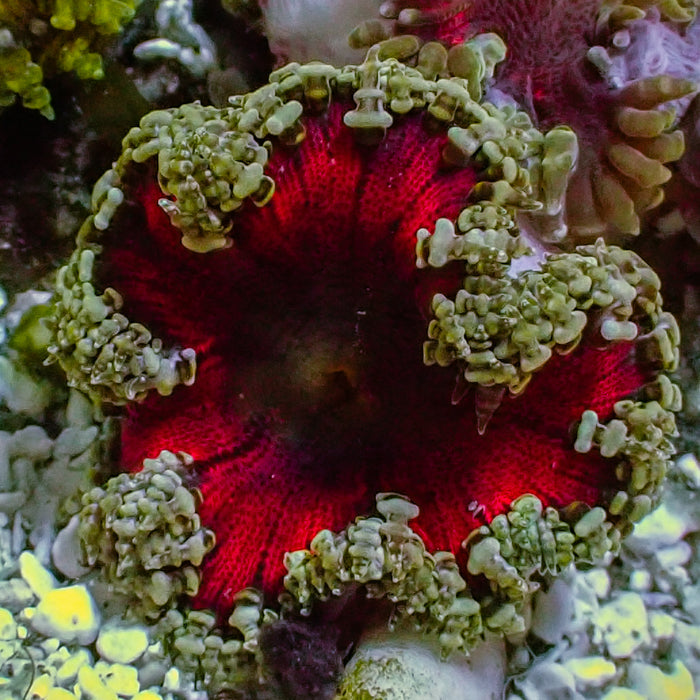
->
xmin=96 ymin=660 xmax=140 ymax=696
xmin=28 ymin=673 xmax=55 ymax=698
xmin=583 ymin=568 xmax=611 ymax=599
xmin=78 ymin=664 xmax=119 ymax=700
xmin=162 ymin=667 xmax=181 ymax=691
xmin=516 ymin=661 xmax=576 ymax=699
xmin=46 ymin=688 xmax=79 ymax=700
xmin=600 ymin=689 xmax=646 ymax=700
xmin=628 ymin=570 xmax=652 ymax=592
xmin=531 ymin=578 xmax=576 ymax=643
xmin=627 ymin=660 xmax=694 ymax=700
xmin=0 ymin=607 xmax=17 ymax=640
xmin=52 ymin=515 xmax=92 ymax=579
xmin=562 ymin=656 xmax=617 ymax=689
xmin=97 ymin=623 xmax=150 ymax=664
xmin=627 ymin=505 xmax=689 ymax=553
xmin=675 ymin=453 xmax=700 ymax=489
xmin=655 ymin=540 xmax=692 ymax=569
xmin=41 ymin=636 xmax=61 ymax=655
xmin=648 ymin=611 xmax=675 ymax=642
xmin=594 ymin=593 xmax=650 ymax=659
xmin=19 ymin=550 xmax=57 ymax=598
xmin=56 ymin=648 xmax=93 ymax=684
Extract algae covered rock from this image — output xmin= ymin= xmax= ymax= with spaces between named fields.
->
xmin=336 ymin=630 xmax=506 ymax=700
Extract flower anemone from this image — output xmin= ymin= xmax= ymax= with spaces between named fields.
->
xmin=351 ymin=0 xmax=699 ymax=242
xmin=47 ymin=39 xmax=681 ymax=646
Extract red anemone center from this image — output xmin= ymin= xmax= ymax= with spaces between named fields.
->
xmin=102 ymin=104 xmax=647 ymax=611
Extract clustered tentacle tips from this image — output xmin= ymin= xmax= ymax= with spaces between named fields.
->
xmin=465 ymin=493 xmax=623 ymax=636
xmin=119 ymin=102 xmax=278 ymax=253
xmin=0 ymin=38 xmax=53 ymax=118
xmin=45 ymin=248 xmax=196 ymax=404
xmin=597 ymin=0 xmax=699 ymax=31
xmin=580 ymin=3 xmax=700 ymax=238
xmin=282 ymin=491 xmax=643 ymax=656
xmin=575 ymin=395 xmax=679 ymax=531
xmin=76 ymin=450 xmax=215 ymax=620
xmin=82 ymin=30 xmax=567 ymax=254
xmin=284 ymin=493 xmax=483 ymax=658
xmin=601 ymin=75 xmax=695 ymax=234
xmin=47 ymin=33 xmax=585 ymax=405
xmin=347 ymin=29 xmax=506 ymax=93
xmin=154 ymin=605 xmax=274 ymax=695
xmin=419 ymin=228 xmax=675 ymax=410
xmin=352 ymin=1 xmax=696 ymax=243
xmin=348 ymin=0 xmax=473 ymax=47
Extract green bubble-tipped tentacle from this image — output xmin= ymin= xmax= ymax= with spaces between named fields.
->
xmin=574 ymin=392 xmax=679 ymax=530
xmin=464 ymin=493 xmax=624 ymax=637
xmin=283 ymin=493 xmax=484 ymax=658
xmin=48 ymin=35 xmax=583 ymax=405
xmin=45 ymin=248 xmax=196 ymax=405
xmin=282 ymin=490 xmax=644 ymax=656
xmin=153 ymin=604 xmax=274 ymax=695
xmin=76 ymin=450 xmax=215 ymax=620
xmin=420 ymin=229 xmax=677 ymax=420
xmin=82 ymin=33 xmax=572 ymax=254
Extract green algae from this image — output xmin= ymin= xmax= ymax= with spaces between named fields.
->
xmin=0 ymin=0 xmax=142 ymax=119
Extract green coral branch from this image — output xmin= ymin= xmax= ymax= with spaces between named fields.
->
xmin=0 ymin=0 xmax=142 ymax=119
xmin=76 ymin=450 xmax=215 ymax=621
xmin=0 ymin=32 xmax=53 ymax=118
